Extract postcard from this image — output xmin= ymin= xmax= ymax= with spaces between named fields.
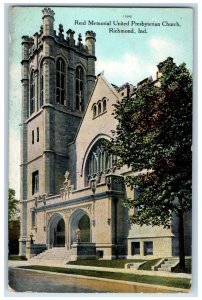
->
xmin=8 ymin=5 xmax=193 ymax=294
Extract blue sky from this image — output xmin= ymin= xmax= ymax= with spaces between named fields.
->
xmin=8 ymin=6 xmax=193 ymax=198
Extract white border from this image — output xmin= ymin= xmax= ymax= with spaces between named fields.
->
xmin=1 ymin=1 xmax=200 ymax=300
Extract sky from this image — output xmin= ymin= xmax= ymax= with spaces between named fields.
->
xmin=8 ymin=6 xmax=193 ymax=199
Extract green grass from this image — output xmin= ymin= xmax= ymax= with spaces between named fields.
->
xmin=19 ymin=265 xmax=191 ymax=290
xmin=67 ymin=259 xmax=146 ymax=269
xmin=138 ymin=258 xmax=162 ymax=270
xmin=67 ymin=258 xmax=162 ymax=270
xmin=8 ymin=255 xmax=27 ymax=261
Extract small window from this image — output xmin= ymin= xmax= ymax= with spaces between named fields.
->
xmin=93 ymin=105 xmax=97 ymax=118
xmin=131 ymin=242 xmax=140 ymax=255
xmin=32 ymin=130 xmax=34 ymax=144
xmin=32 ymin=211 xmax=36 ymax=228
xmin=32 ymin=170 xmax=39 ymax=195
xmin=103 ymin=99 xmax=106 ymax=112
xmin=144 ymin=241 xmax=153 ymax=256
xmin=98 ymin=102 xmax=102 ymax=114
xmin=37 ymin=127 xmax=39 ymax=142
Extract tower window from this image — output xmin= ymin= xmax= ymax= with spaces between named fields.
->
xmin=32 ymin=170 xmax=39 ymax=195
xmin=32 ymin=130 xmax=34 ymax=144
xmin=32 ymin=211 xmax=36 ymax=228
xmin=40 ymin=73 xmax=44 ymax=107
xmin=56 ymin=58 xmax=66 ymax=105
xmin=37 ymin=127 xmax=39 ymax=142
xmin=76 ymin=66 xmax=84 ymax=111
xmin=30 ymin=70 xmax=35 ymax=115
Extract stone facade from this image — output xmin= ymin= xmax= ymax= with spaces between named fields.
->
xmin=19 ymin=8 xmax=191 ymax=260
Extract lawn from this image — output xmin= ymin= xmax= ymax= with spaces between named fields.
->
xmin=19 ymin=265 xmax=191 ymax=290
xmin=67 ymin=258 xmax=161 ymax=270
xmin=8 ymin=255 xmax=27 ymax=261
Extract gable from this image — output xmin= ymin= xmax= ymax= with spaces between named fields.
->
xmin=75 ymin=74 xmax=120 ymax=189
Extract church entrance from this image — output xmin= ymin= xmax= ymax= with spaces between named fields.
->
xmin=54 ymin=219 xmax=65 ymax=247
xmin=49 ymin=214 xmax=65 ymax=247
xmin=69 ymin=210 xmax=91 ymax=245
xmin=78 ymin=214 xmax=90 ymax=243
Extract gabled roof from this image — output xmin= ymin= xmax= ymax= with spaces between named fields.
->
xmin=68 ymin=72 xmax=120 ymax=145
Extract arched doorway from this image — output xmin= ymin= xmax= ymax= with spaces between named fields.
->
xmin=69 ymin=209 xmax=91 ymax=245
xmin=78 ymin=214 xmax=90 ymax=242
xmin=49 ymin=214 xmax=65 ymax=247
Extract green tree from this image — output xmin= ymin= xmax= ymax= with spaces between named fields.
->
xmin=8 ymin=188 xmax=19 ymax=222
xmin=109 ymin=57 xmax=192 ymax=272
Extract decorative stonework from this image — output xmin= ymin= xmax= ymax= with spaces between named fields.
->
xmin=60 ymin=171 xmax=74 ymax=200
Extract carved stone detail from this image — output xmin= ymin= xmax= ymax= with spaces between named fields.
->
xmin=60 ymin=171 xmax=74 ymax=200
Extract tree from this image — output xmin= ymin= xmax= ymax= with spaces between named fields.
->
xmin=109 ymin=57 xmax=192 ymax=272
xmin=8 ymin=188 xmax=19 ymax=222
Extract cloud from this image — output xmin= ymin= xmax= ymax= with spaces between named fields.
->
xmin=9 ymin=63 xmax=21 ymax=83
xmin=149 ymin=37 xmax=183 ymax=63
xmin=96 ymin=52 xmax=157 ymax=86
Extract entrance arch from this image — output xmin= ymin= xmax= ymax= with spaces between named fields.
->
xmin=69 ymin=209 xmax=91 ymax=245
xmin=49 ymin=213 xmax=65 ymax=247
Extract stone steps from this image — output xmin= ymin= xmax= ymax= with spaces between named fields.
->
xmin=157 ymin=257 xmax=179 ymax=272
xmin=29 ymin=247 xmax=69 ymax=262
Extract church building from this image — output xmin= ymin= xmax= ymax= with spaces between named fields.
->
xmin=19 ymin=8 xmax=191 ymax=261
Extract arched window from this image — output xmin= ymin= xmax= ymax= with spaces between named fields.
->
xmin=103 ymin=98 xmax=107 ymax=112
xmin=40 ymin=72 xmax=44 ymax=107
xmin=56 ymin=58 xmax=65 ymax=105
xmin=98 ymin=101 xmax=102 ymax=115
xmin=93 ymin=104 xmax=97 ymax=118
xmin=76 ymin=66 xmax=84 ymax=111
xmin=85 ymin=139 xmax=117 ymax=186
xmin=30 ymin=70 xmax=35 ymax=115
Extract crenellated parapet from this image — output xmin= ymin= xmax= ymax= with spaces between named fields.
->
xmin=42 ymin=7 xmax=55 ymax=19
xmin=85 ymin=31 xmax=96 ymax=56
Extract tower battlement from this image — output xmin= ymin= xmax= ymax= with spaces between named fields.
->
xmin=42 ymin=7 xmax=55 ymax=19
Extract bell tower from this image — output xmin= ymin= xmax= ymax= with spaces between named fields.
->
xmin=19 ymin=7 xmax=96 ymax=256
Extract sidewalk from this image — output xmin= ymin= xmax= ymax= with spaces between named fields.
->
xmin=8 ymin=259 xmax=191 ymax=279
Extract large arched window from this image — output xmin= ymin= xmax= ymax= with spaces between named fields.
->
xmin=30 ymin=70 xmax=35 ymax=115
xmin=56 ymin=58 xmax=65 ymax=105
xmin=76 ymin=66 xmax=84 ymax=111
xmin=85 ymin=139 xmax=116 ymax=186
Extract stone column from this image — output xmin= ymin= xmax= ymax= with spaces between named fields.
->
xmin=19 ymin=36 xmax=32 ymax=256
xmin=85 ymin=31 xmax=96 ymax=102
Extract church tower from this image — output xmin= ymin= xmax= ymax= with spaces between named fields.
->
xmin=19 ymin=7 xmax=96 ymax=255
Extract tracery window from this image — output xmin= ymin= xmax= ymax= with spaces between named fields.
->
xmin=56 ymin=58 xmax=65 ymax=105
xmin=30 ymin=70 xmax=35 ymax=115
xmin=76 ymin=66 xmax=84 ymax=111
xmin=85 ymin=139 xmax=116 ymax=186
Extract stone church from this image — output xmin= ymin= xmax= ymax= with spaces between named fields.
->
xmin=19 ymin=8 xmax=191 ymax=261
